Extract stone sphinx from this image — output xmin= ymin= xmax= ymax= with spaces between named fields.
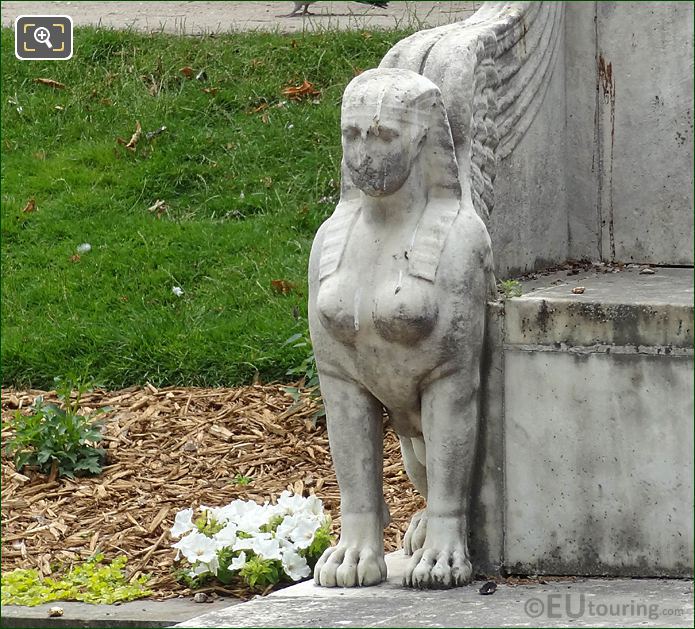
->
xmin=307 ymin=0 xmax=693 ymax=590
xmin=308 ymin=67 xmax=496 ymax=589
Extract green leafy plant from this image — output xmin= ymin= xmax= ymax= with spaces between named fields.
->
xmin=233 ymin=473 xmax=253 ymax=486
xmin=239 ymin=556 xmax=283 ymax=589
xmin=284 ymin=333 xmax=319 ymax=389
xmin=4 ymin=375 xmax=106 ymax=478
xmin=498 ymin=279 xmax=523 ymax=299
xmin=1 ymin=554 xmax=152 ymax=606
xmin=284 ymin=333 xmax=326 ymax=426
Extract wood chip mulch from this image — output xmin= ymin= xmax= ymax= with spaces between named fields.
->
xmin=1 ymin=384 xmax=424 ymax=599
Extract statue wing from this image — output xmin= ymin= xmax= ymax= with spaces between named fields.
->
xmin=380 ymin=1 xmax=564 ymax=223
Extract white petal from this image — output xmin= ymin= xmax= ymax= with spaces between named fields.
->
xmin=281 ymin=550 xmax=311 ymax=581
xmin=171 ymin=508 xmax=195 ymax=538
xmin=229 ymin=551 xmax=247 ymax=571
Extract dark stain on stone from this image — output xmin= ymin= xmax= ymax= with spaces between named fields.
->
xmin=537 ymin=300 xmax=551 ymax=333
xmin=597 ymin=54 xmax=616 ymax=261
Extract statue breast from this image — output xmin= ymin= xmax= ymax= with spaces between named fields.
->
xmin=317 ymin=272 xmax=439 ymax=346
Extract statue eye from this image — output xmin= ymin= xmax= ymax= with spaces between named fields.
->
xmin=377 ymin=127 xmax=399 ymax=142
xmin=342 ymin=126 xmax=361 ymax=140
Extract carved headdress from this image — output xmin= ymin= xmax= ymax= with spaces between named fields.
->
xmin=319 ymin=68 xmax=465 ymax=283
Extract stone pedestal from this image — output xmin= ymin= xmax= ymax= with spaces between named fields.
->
xmin=470 ymin=267 xmax=693 ymax=577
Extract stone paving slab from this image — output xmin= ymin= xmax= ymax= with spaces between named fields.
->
xmin=1 ymin=1 xmax=479 ymax=34
xmin=0 ymin=597 xmax=241 ymax=629
xmin=176 ymin=552 xmax=694 ymax=628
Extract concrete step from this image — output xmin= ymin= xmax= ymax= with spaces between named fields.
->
xmin=175 ymin=551 xmax=694 ymax=628
xmin=498 ymin=266 xmax=693 ymax=576
xmin=0 ymin=597 xmax=240 ymax=629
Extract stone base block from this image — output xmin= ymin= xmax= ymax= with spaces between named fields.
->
xmin=501 ymin=266 xmax=693 ymax=576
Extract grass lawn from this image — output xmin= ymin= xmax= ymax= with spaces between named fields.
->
xmin=1 ymin=26 xmax=411 ymax=389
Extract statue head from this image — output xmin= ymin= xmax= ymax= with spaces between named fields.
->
xmin=320 ymin=68 xmax=463 ymax=283
xmin=340 ymin=69 xmax=437 ymax=197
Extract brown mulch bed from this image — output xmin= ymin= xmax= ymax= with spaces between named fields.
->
xmin=1 ymin=384 xmax=424 ymax=599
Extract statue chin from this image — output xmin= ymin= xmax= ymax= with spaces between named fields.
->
xmin=350 ymin=171 xmax=409 ymax=197
xmin=359 ymin=185 xmax=390 ymax=198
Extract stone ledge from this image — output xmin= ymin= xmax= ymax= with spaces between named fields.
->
xmin=174 ymin=552 xmax=694 ymax=628
xmin=505 ymin=267 xmax=693 ymax=348
xmin=0 ymin=598 xmax=239 ymax=629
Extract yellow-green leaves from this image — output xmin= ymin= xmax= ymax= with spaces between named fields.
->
xmin=1 ymin=555 xmax=152 ymax=606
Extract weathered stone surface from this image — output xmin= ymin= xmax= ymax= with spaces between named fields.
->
xmin=0 ymin=598 xmax=238 ymax=629
xmin=307 ymin=0 xmax=693 ymax=590
xmin=566 ymin=2 xmax=694 ymax=265
xmin=503 ymin=267 xmax=694 ymax=576
xmin=175 ymin=552 xmax=695 ymax=628
xmin=505 ymin=266 xmax=694 ymax=349
xmin=382 ymin=1 xmax=693 ymax=271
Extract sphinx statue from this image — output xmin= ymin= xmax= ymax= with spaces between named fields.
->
xmin=308 ymin=67 xmax=496 ymax=589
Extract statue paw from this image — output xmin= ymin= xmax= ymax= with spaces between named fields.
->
xmin=403 ymin=547 xmax=472 ymax=589
xmin=314 ymin=545 xmax=387 ymax=587
xmin=403 ymin=509 xmax=427 ymax=555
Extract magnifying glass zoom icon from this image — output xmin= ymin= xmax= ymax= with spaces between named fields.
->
xmin=34 ymin=26 xmax=53 ymax=49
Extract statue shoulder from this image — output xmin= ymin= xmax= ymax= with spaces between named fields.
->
xmin=309 ymin=218 xmax=331 ymax=284
xmin=442 ymin=208 xmax=494 ymax=275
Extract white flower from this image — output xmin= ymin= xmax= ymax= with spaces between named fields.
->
xmin=173 ymin=530 xmax=218 ymax=564
xmin=174 ymin=495 xmax=330 ymax=582
xmin=188 ymin=556 xmax=219 ymax=577
xmin=170 ymin=508 xmax=195 ymax=538
xmin=252 ymin=536 xmax=282 ymax=561
xmin=189 ymin=557 xmax=219 ymax=577
xmin=276 ymin=491 xmax=308 ymax=516
xmin=233 ymin=532 xmax=282 ymax=561
xmin=229 ymin=551 xmax=247 ymax=572
xmin=281 ymin=549 xmax=311 ymax=581
xmin=213 ymin=522 xmax=238 ymax=549
xmin=228 ymin=501 xmax=270 ymax=532
xmin=276 ymin=515 xmax=320 ymax=550
xmin=233 ymin=531 xmax=271 ymax=552
xmin=76 ymin=243 xmax=91 ymax=254
xmin=303 ymin=495 xmax=324 ymax=518
xmin=275 ymin=491 xmax=324 ymax=520
xmin=172 ymin=286 xmax=184 ymax=297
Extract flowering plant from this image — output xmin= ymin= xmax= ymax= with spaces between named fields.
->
xmin=170 ymin=492 xmax=333 ymax=590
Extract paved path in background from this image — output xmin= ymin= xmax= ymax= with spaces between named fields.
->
xmin=2 ymin=1 xmax=480 ymax=33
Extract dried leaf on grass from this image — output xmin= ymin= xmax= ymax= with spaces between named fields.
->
xmin=249 ymin=102 xmax=269 ymax=114
xmin=1 ymin=384 xmax=423 ymax=600
xmin=281 ymin=80 xmax=320 ymax=101
xmin=147 ymin=200 xmax=168 ymax=218
xmin=271 ymin=280 xmax=295 ymax=295
xmin=21 ymin=198 xmax=36 ymax=213
xmin=117 ymin=121 xmax=142 ymax=152
xmin=33 ymin=78 xmax=66 ymax=90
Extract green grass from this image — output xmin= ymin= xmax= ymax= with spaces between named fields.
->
xmin=1 ymin=26 xmax=411 ymax=389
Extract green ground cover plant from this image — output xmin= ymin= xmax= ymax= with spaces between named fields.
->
xmin=1 ymin=554 xmax=151 ymax=605
xmin=1 ymin=26 xmax=411 ymax=389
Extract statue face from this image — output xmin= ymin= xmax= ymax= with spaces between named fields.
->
xmin=341 ymin=106 xmax=427 ymax=197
